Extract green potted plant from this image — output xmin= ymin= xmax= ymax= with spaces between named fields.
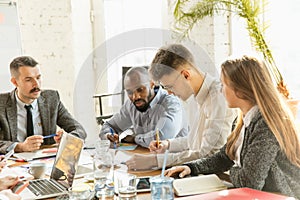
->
xmin=172 ymin=0 xmax=290 ymax=99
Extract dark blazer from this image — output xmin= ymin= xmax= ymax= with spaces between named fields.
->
xmin=185 ymin=111 xmax=300 ymax=199
xmin=0 ymin=89 xmax=87 ymax=153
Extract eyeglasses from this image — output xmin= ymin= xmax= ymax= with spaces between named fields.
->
xmin=160 ymin=72 xmax=182 ymax=91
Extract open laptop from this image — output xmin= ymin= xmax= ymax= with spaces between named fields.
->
xmin=20 ymin=132 xmax=84 ymax=200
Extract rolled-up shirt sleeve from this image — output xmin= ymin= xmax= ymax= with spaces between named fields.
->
xmin=135 ymin=95 xmax=187 ymax=147
xmin=99 ymin=101 xmax=133 ymax=140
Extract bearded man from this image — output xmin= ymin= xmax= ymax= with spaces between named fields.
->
xmin=99 ymin=66 xmax=188 ymax=147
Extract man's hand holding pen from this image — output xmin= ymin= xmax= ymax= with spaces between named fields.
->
xmin=54 ymin=130 xmax=63 ymax=144
xmin=107 ymin=128 xmax=119 ymax=149
xmin=15 ymin=131 xmax=61 ymax=153
xmin=149 ymin=139 xmax=170 ymax=154
xmin=15 ymin=135 xmax=44 ymax=152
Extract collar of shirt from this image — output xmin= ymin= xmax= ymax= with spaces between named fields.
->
xmin=15 ymin=91 xmax=38 ymax=110
xmin=148 ymin=86 xmax=167 ymax=108
xmin=195 ymin=73 xmax=218 ymax=107
xmin=243 ymin=105 xmax=259 ymax=127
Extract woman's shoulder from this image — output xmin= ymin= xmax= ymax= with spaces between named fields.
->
xmin=247 ymin=111 xmax=278 ymax=142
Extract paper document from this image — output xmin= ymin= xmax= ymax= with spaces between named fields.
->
xmin=114 ymin=150 xmax=133 ymax=165
xmin=117 ymin=143 xmax=137 ymax=150
xmin=0 ymin=166 xmax=34 ymax=180
xmin=173 ymin=174 xmax=227 ymax=196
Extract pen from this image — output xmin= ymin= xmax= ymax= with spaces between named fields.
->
xmin=43 ymin=134 xmax=58 ymax=139
xmin=156 ymin=128 xmax=160 ymax=147
xmin=8 ymin=157 xmax=26 ymax=162
xmin=110 ymin=127 xmax=116 ymax=149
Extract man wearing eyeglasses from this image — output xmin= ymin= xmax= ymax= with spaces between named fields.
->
xmin=99 ymin=66 xmax=188 ymax=149
xmin=126 ymin=44 xmax=236 ymax=170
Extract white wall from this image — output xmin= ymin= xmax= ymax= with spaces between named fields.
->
xmin=0 ymin=2 xmax=22 ymax=92
xmin=14 ymin=0 xmax=229 ymax=146
xmin=18 ymin=0 xmax=75 ymax=109
xmin=166 ymin=2 xmax=230 ymax=76
xmin=17 ymin=0 xmax=98 ymax=145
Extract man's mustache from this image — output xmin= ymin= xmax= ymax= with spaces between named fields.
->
xmin=134 ymin=99 xmax=145 ymax=104
xmin=30 ymin=87 xmax=41 ymax=93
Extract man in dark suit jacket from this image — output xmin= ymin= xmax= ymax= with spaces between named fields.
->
xmin=0 ymin=56 xmax=86 ymax=154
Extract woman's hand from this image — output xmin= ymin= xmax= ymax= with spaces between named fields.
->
xmin=164 ymin=166 xmax=191 ymax=178
xmin=0 ymin=176 xmax=19 ymax=191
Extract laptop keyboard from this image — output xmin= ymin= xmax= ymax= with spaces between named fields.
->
xmin=28 ymin=179 xmax=66 ymax=196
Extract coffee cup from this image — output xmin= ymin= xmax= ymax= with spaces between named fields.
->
xmin=28 ymin=163 xmax=47 ymax=179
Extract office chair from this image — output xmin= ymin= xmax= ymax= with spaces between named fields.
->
xmin=93 ymin=66 xmax=132 ymax=125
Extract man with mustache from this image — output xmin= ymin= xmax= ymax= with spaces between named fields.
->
xmin=99 ymin=66 xmax=188 ymax=148
xmin=0 ymin=56 xmax=86 ymax=153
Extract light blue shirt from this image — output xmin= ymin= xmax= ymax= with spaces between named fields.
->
xmin=99 ymin=87 xmax=188 ymax=147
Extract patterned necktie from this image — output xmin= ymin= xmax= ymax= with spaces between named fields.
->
xmin=24 ymin=105 xmax=34 ymax=137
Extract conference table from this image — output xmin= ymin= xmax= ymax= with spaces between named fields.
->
xmin=10 ymin=144 xmax=230 ymax=200
xmin=78 ymin=144 xmax=230 ymax=199
xmin=114 ymin=145 xmax=231 ymax=199
xmin=10 ymin=144 xmax=229 ymax=200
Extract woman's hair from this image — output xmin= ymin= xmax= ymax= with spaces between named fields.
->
xmin=149 ymin=44 xmax=195 ymax=81
xmin=223 ymin=55 xmax=300 ymax=167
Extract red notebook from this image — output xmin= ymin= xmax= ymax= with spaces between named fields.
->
xmin=177 ymin=188 xmax=296 ymax=200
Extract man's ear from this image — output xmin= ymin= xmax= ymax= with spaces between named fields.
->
xmin=10 ymin=77 xmax=18 ymax=87
xmin=150 ymin=80 xmax=155 ymax=88
xmin=181 ymin=69 xmax=191 ymax=80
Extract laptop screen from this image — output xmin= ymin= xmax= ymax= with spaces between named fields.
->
xmin=49 ymin=133 xmax=84 ymax=188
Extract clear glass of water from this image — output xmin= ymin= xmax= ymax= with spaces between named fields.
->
xmin=93 ymin=150 xmax=114 ymax=199
xmin=150 ymin=176 xmax=174 ymax=200
xmin=96 ymin=139 xmax=110 ymax=152
xmin=117 ymin=173 xmax=137 ymax=199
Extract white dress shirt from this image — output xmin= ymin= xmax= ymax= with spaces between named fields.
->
xmin=234 ymin=105 xmax=259 ymax=167
xmin=156 ymin=73 xmax=236 ymax=168
xmin=15 ymin=92 xmax=43 ymax=141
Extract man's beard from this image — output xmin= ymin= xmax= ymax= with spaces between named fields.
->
xmin=133 ymin=88 xmax=153 ymax=112
xmin=134 ymin=99 xmax=149 ymax=112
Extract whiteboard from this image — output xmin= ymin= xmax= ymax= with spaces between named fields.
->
xmin=0 ymin=1 xmax=22 ymax=92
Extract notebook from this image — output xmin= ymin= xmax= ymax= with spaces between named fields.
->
xmin=177 ymin=187 xmax=296 ymax=200
xmin=173 ymin=174 xmax=227 ymax=196
xmin=19 ymin=133 xmax=85 ymax=200
xmin=14 ymin=147 xmax=57 ymax=161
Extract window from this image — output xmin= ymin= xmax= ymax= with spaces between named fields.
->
xmin=230 ymin=1 xmax=300 ymax=118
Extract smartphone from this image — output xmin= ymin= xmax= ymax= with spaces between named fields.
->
xmin=136 ymin=176 xmax=151 ymax=192
xmin=11 ymin=181 xmax=29 ymax=194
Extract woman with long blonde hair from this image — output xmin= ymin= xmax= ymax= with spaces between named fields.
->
xmin=165 ymin=55 xmax=300 ymax=198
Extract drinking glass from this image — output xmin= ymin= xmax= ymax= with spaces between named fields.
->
xmin=150 ymin=176 xmax=174 ymax=200
xmin=93 ymin=149 xmax=114 ymax=199
xmin=117 ymin=173 xmax=137 ymax=199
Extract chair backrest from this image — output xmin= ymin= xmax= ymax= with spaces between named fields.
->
xmin=121 ymin=66 xmax=132 ymax=104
